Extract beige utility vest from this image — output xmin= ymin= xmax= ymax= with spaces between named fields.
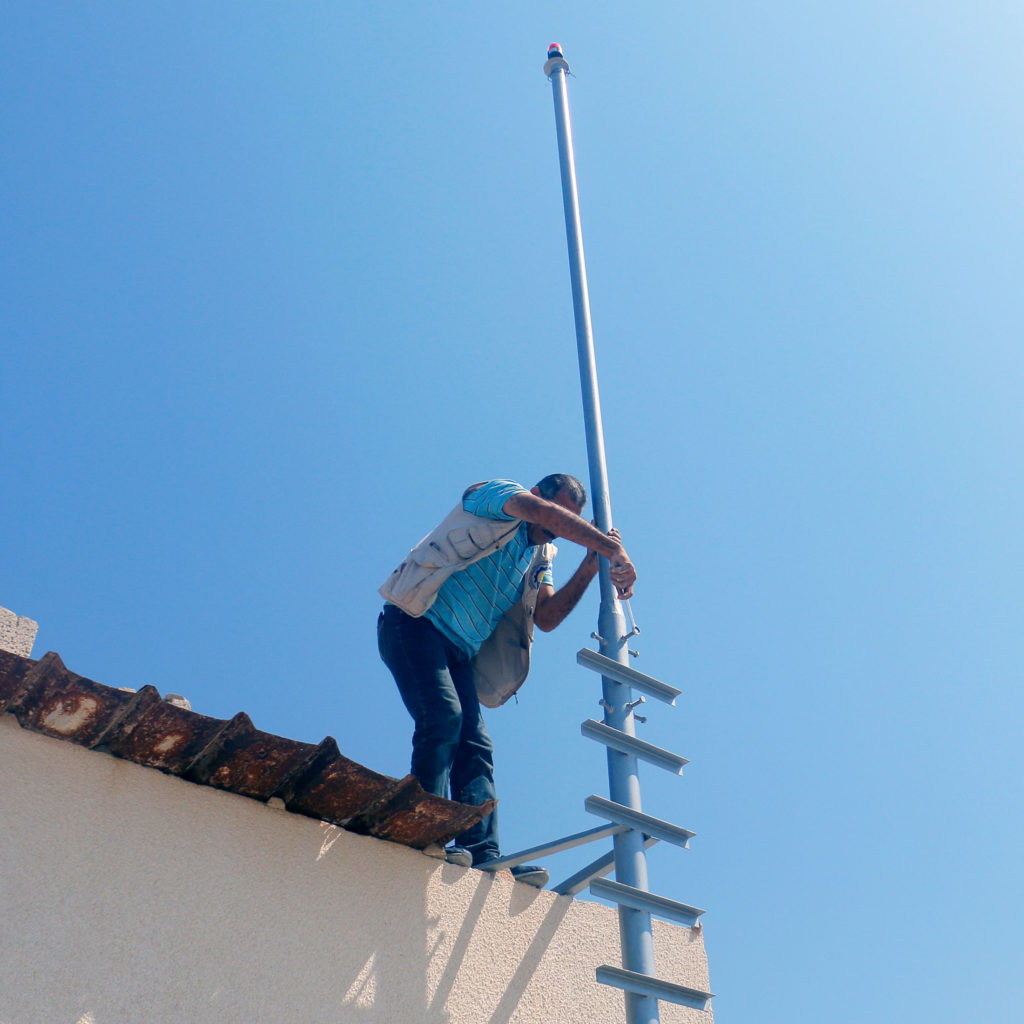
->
xmin=379 ymin=502 xmax=556 ymax=708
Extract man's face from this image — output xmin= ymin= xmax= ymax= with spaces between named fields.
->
xmin=527 ymin=486 xmax=584 ymax=545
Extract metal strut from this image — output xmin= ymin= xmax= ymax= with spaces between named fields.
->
xmin=543 ymin=42 xmax=711 ymax=1021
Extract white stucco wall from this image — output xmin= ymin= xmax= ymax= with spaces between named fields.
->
xmin=0 ymin=716 xmax=712 ymax=1024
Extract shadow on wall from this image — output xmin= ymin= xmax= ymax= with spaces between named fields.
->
xmin=426 ymin=863 xmax=572 ymax=1024
xmin=316 ymin=824 xmax=574 ymax=1024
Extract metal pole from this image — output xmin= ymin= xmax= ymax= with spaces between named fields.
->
xmin=544 ymin=44 xmax=660 ymax=1024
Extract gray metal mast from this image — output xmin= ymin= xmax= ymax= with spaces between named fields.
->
xmin=544 ymin=43 xmax=660 ymax=1024
xmin=470 ymin=42 xmax=715 ymax=1020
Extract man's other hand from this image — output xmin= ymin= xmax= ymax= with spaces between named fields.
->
xmin=609 ymin=548 xmax=636 ymax=599
xmin=599 ymin=527 xmax=636 ymax=600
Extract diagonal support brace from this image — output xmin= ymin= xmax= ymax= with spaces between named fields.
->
xmin=475 ymin=822 xmax=629 ymax=872
xmin=550 ymin=836 xmax=660 ymax=896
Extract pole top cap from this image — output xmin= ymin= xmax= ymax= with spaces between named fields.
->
xmin=544 ymin=42 xmax=570 ymax=77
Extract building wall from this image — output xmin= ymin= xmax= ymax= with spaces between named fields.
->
xmin=0 ymin=716 xmax=712 ymax=1024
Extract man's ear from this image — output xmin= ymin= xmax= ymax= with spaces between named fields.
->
xmin=530 ymin=485 xmax=542 ymax=497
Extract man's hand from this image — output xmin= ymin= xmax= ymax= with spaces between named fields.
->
xmin=605 ymin=529 xmax=636 ymax=600
xmin=582 ymin=526 xmax=635 ymax=600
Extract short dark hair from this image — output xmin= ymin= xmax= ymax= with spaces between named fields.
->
xmin=535 ymin=473 xmax=587 ymax=510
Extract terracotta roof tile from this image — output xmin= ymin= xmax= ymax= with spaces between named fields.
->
xmin=0 ymin=649 xmax=493 ymax=850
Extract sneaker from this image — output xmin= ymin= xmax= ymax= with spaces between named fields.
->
xmin=445 ymin=845 xmax=473 ymax=868
xmin=509 ymin=864 xmax=549 ymax=889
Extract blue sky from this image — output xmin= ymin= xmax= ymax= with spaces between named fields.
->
xmin=4 ymin=3 xmax=1023 ymax=1021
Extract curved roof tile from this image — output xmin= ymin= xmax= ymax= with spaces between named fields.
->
xmin=0 ymin=649 xmax=493 ymax=851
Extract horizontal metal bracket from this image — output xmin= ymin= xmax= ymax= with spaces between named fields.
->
xmin=577 ymin=649 xmax=680 ymax=705
xmin=550 ymin=836 xmax=659 ymax=897
xmin=596 ymin=965 xmax=713 ymax=1010
xmin=581 ymin=719 xmax=688 ymax=775
xmin=590 ymin=878 xmax=705 ymax=928
xmin=475 ymin=822 xmax=628 ymax=872
xmin=585 ymin=795 xmax=695 ymax=849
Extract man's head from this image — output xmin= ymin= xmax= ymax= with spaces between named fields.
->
xmin=534 ymin=473 xmax=587 ymax=511
xmin=527 ymin=473 xmax=587 ymax=544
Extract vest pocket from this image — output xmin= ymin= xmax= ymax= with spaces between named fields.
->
xmin=448 ymin=526 xmax=499 ymax=558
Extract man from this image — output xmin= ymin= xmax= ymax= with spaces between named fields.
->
xmin=377 ymin=475 xmax=636 ymax=887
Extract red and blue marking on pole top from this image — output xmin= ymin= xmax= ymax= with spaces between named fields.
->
xmin=547 ymin=43 xmax=564 ymax=59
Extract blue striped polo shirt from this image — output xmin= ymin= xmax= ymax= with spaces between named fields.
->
xmin=425 ymin=479 xmax=554 ymax=658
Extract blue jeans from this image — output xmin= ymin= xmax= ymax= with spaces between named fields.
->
xmin=377 ymin=604 xmax=499 ymax=864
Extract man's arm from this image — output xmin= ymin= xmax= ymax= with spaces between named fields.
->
xmin=503 ymin=491 xmax=637 ymax=599
xmin=534 ymin=545 xmax=602 ymax=632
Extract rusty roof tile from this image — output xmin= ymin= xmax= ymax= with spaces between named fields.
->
xmin=0 ymin=649 xmax=494 ymax=851
xmin=0 ymin=649 xmax=35 ymax=705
